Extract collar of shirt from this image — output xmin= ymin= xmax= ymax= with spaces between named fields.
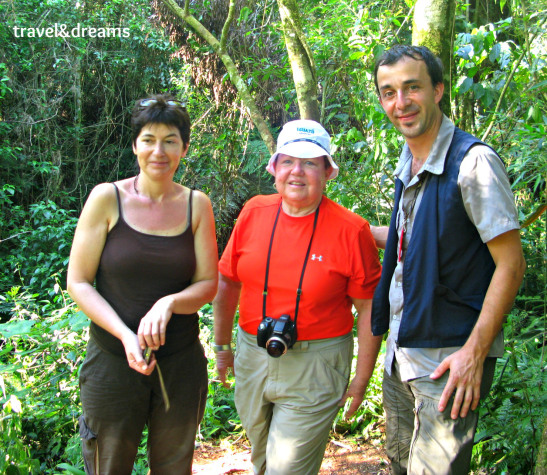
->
xmin=394 ymin=115 xmax=456 ymax=185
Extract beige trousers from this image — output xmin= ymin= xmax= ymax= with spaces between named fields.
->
xmin=234 ymin=327 xmax=353 ymax=475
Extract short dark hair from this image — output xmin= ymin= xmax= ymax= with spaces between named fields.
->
xmin=131 ymin=94 xmax=191 ymax=147
xmin=373 ymin=44 xmax=444 ymax=95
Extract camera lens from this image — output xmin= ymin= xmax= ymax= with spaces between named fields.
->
xmin=266 ymin=338 xmax=287 ymax=358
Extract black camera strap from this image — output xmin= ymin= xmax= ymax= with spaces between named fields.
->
xmin=262 ymin=199 xmax=321 ymax=329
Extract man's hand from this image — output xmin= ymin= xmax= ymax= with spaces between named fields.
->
xmin=370 ymin=225 xmax=389 ymax=250
xmin=216 ymin=349 xmax=235 ymax=388
xmin=430 ymin=346 xmax=484 ymax=419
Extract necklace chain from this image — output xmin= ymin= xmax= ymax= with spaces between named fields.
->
xmin=402 ymin=179 xmax=422 ymax=232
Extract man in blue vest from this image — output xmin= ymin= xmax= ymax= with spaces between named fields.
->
xmin=370 ymin=44 xmax=526 ymax=474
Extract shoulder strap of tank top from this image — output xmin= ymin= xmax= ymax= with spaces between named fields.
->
xmin=187 ymin=189 xmax=194 ymax=231
xmin=112 ymin=183 xmax=123 ymax=218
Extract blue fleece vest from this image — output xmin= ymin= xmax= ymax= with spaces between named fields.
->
xmin=371 ymin=128 xmax=498 ymax=348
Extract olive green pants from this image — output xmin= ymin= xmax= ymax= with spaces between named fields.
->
xmin=79 ymin=338 xmax=208 ymax=475
xmin=234 ymin=327 xmax=353 ymax=475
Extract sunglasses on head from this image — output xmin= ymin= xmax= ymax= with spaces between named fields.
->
xmin=139 ymin=99 xmax=186 ymax=108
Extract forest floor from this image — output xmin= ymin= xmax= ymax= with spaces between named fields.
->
xmin=192 ymin=434 xmax=390 ymax=474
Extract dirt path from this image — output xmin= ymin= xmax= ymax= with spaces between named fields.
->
xmin=192 ymin=437 xmax=390 ymax=474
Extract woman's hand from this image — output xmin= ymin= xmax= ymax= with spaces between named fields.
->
xmin=339 ymin=377 xmax=368 ymax=419
xmin=122 ymin=330 xmax=156 ymax=375
xmin=216 ymin=349 xmax=235 ymax=388
xmin=138 ymin=296 xmax=175 ymax=350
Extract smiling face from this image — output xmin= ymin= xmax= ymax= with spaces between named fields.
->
xmin=132 ymin=123 xmax=188 ymax=180
xmin=274 ymin=154 xmax=329 ymax=216
xmin=376 ymin=57 xmax=444 ymax=145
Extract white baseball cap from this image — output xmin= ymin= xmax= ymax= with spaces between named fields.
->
xmin=266 ymin=120 xmax=339 ymax=180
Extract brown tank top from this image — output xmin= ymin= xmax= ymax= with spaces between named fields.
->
xmin=90 ymin=184 xmax=199 ymax=357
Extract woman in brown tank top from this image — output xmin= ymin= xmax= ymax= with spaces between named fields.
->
xmin=67 ymin=95 xmax=218 ymax=474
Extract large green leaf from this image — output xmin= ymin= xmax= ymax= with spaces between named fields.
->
xmin=0 ymin=320 xmax=36 ymax=338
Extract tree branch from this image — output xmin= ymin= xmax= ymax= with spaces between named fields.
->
xmin=0 ymin=231 xmax=31 ymax=243
xmin=220 ymin=0 xmax=236 ymax=54
xmin=480 ymin=47 xmax=527 ymax=143
xmin=158 ymin=0 xmax=275 ymax=154
xmin=277 ymin=0 xmax=320 ymax=120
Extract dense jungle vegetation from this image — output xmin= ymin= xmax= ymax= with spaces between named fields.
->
xmin=0 ymin=0 xmax=545 ymax=473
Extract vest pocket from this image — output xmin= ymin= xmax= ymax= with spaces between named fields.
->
xmin=434 ymin=284 xmax=482 ymax=312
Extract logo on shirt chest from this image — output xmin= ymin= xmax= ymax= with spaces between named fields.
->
xmin=311 ymin=254 xmax=323 ymax=262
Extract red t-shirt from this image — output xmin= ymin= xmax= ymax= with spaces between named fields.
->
xmin=219 ymin=194 xmax=381 ymax=340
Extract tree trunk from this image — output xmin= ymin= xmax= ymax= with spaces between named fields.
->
xmin=412 ymin=0 xmax=456 ymax=117
xmin=536 ymin=413 xmax=547 ymax=475
xmin=276 ymin=0 xmax=320 ymax=121
xmin=158 ymin=0 xmax=276 ymax=154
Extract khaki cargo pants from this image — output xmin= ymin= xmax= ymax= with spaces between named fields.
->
xmin=234 ymin=327 xmax=353 ymax=475
xmin=383 ymin=357 xmax=496 ymax=475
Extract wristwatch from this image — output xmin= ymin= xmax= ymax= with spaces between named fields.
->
xmin=213 ymin=344 xmax=232 ymax=353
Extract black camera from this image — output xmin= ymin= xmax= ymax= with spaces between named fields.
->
xmin=256 ymin=314 xmax=297 ymax=358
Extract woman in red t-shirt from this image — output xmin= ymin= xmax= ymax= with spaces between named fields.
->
xmin=213 ymin=120 xmax=382 ymax=475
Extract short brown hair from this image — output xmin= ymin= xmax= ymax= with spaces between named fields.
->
xmin=131 ymin=94 xmax=190 ymax=147
xmin=374 ymin=44 xmax=444 ymax=94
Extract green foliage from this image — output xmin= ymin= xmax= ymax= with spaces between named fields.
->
xmin=0 ymin=287 xmax=86 ymax=472
xmin=0 ymin=0 xmax=181 ymax=304
xmin=473 ymin=311 xmax=547 ymax=473
xmin=198 ymin=304 xmax=241 ymax=439
xmin=0 ymin=0 xmax=178 ymax=210
xmin=455 ymin=24 xmax=508 ymax=109
xmin=0 ymin=396 xmax=41 ymax=475
xmin=452 ymin=4 xmax=546 ymax=138
xmin=0 ymin=200 xmax=78 ymax=308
